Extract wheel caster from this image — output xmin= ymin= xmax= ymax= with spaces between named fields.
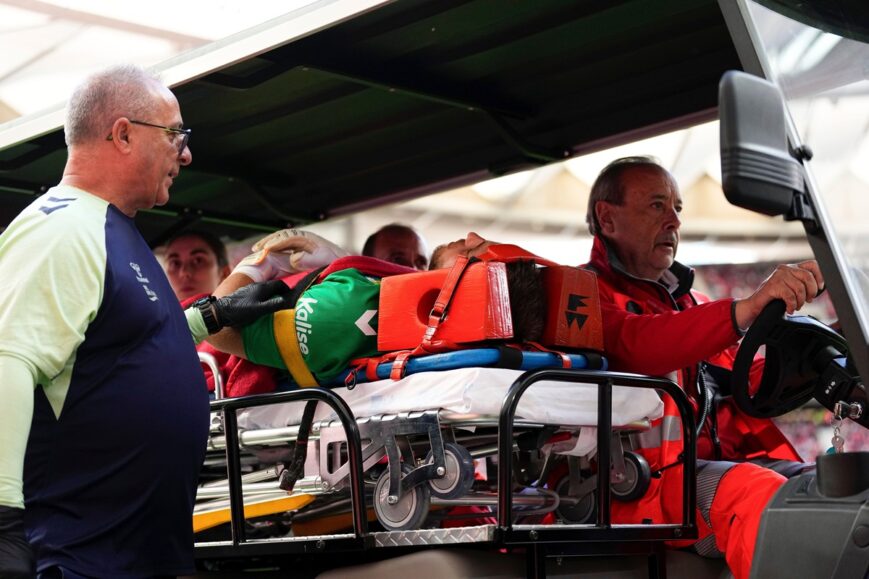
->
xmin=555 ymin=476 xmax=595 ymax=523
xmin=612 ymin=451 xmax=651 ymax=502
xmin=425 ymin=442 xmax=475 ymax=499
xmin=373 ymin=463 xmax=431 ymax=531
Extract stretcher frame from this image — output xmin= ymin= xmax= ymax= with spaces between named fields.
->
xmin=194 ymin=368 xmax=698 ymax=578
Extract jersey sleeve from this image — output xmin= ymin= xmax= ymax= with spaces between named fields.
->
xmin=241 ymin=313 xmax=287 ymax=370
xmin=0 ymin=195 xmax=106 ymax=382
xmin=0 ymin=356 xmax=36 ymax=508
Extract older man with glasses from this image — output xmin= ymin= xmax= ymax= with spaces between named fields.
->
xmin=0 ymin=65 xmax=206 ymax=578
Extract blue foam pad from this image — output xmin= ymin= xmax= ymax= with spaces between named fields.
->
xmin=332 ymin=348 xmax=606 ymax=386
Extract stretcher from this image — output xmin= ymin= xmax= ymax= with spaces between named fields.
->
xmin=194 ymin=350 xmax=698 ymax=570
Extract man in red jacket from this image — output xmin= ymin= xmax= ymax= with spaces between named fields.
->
xmin=584 ymin=156 xmax=824 ymax=579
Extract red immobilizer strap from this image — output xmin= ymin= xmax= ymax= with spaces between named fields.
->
xmin=345 ymin=352 xmax=407 ymax=384
xmin=389 ymin=351 xmax=414 ymax=380
xmin=388 ymin=254 xmax=474 ymax=379
xmin=423 ymin=254 xmax=471 ymax=347
xmin=523 ymin=341 xmax=573 ymax=369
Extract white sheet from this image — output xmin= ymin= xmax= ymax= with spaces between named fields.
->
xmin=236 ymin=368 xmax=664 ymax=437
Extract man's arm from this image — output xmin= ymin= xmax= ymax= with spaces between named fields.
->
xmin=0 ymin=357 xmax=35 ymax=508
xmin=0 ymin=356 xmax=37 ymax=576
xmin=601 ymin=260 xmax=825 ymax=377
xmin=186 ymin=230 xmax=349 ymax=355
xmin=185 ymin=275 xmax=293 ymax=358
xmin=205 ymin=272 xmax=257 ymax=356
xmin=601 ymin=298 xmax=741 ymax=376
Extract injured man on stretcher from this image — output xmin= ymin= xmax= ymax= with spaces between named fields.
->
xmin=185 ymin=229 xmax=648 ymax=437
xmin=192 ymin=231 xmax=560 ymax=386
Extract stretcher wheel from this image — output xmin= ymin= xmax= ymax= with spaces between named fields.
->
xmin=425 ymin=442 xmax=475 ymax=499
xmin=611 ymin=451 xmax=651 ymax=502
xmin=374 ymin=463 xmax=431 ymax=531
xmin=555 ymin=477 xmax=595 ymax=523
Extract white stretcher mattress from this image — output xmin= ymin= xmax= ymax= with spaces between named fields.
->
xmin=236 ymin=368 xmax=664 ymax=444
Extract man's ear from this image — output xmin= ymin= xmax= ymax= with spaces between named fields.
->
xmin=595 ymin=201 xmax=616 ymax=235
xmin=108 ymin=118 xmax=133 ymax=154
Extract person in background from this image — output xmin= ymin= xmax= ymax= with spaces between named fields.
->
xmin=163 ymin=230 xmax=278 ymax=398
xmin=584 ymin=156 xmax=823 ymax=579
xmin=164 ymin=229 xmax=231 ymax=301
xmin=0 ymin=64 xmax=208 ymax=578
xmin=362 ymin=223 xmax=429 ymax=271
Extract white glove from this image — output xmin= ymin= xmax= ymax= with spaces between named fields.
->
xmin=232 ymin=229 xmax=350 ymax=282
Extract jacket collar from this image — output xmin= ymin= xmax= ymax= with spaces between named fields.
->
xmin=589 ymin=236 xmax=695 ymax=299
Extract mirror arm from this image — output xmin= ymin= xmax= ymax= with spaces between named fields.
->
xmin=784 ymin=189 xmax=818 ymax=233
xmin=781 ymin=142 xmax=819 ymax=231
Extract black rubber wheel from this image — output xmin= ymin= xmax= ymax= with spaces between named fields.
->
xmin=425 ymin=442 xmax=475 ymax=499
xmin=611 ymin=451 xmax=651 ymax=502
xmin=555 ymin=476 xmax=595 ymax=523
xmin=373 ymin=463 xmax=431 ymax=531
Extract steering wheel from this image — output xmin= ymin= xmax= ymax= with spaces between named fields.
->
xmin=731 ymin=299 xmax=849 ymax=418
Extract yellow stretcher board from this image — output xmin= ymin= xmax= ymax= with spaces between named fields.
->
xmin=194 ymin=493 xmax=315 ymax=533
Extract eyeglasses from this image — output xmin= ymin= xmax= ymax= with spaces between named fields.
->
xmin=106 ymin=119 xmax=191 ymax=156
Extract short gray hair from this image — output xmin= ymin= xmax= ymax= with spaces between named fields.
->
xmin=64 ymin=65 xmax=161 ymax=146
xmin=585 ymin=155 xmax=664 ymax=236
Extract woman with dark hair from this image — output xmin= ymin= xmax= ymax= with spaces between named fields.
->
xmin=164 ymin=230 xmax=231 ymax=301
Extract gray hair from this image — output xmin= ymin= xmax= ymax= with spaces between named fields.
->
xmin=586 ymin=155 xmax=665 ymax=236
xmin=64 ymin=65 xmax=161 ymax=146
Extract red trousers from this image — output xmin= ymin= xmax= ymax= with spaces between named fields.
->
xmin=708 ymin=463 xmax=785 ymax=579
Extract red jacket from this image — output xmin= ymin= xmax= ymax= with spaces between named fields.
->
xmin=585 ymin=236 xmax=800 ymax=530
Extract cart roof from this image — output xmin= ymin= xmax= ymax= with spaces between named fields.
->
xmin=0 ymin=0 xmax=741 ymax=243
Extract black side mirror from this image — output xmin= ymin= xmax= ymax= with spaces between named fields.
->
xmin=719 ymin=71 xmax=807 ymax=217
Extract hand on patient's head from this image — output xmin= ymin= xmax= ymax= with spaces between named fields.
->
xmin=233 ymin=229 xmax=351 ymax=282
xmin=212 ymin=280 xmax=294 ymax=331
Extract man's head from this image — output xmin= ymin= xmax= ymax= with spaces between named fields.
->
xmin=362 ymin=223 xmax=429 ymax=271
xmin=63 ymin=65 xmax=192 ymax=216
xmin=428 ymin=233 xmax=545 ymax=341
xmin=587 ymin=156 xmax=682 ymax=281
xmin=429 ymin=232 xmax=496 ymax=270
xmin=163 ymin=231 xmax=230 ymax=301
